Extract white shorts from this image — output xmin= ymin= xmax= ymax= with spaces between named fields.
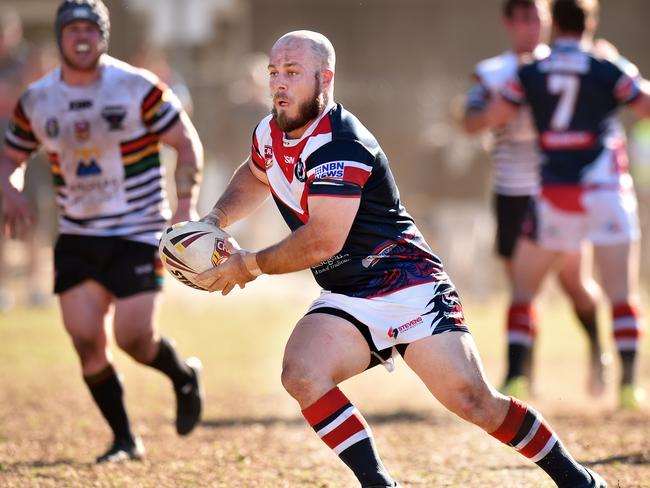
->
xmin=306 ymin=279 xmax=470 ymax=370
xmin=533 ymin=187 xmax=640 ymax=252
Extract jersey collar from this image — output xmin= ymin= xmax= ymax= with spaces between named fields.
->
xmin=282 ymin=100 xmax=336 ymax=148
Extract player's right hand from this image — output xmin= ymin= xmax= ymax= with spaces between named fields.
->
xmin=2 ymin=190 xmax=35 ymax=239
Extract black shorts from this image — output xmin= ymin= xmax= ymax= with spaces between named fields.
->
xmin=493 ymin=194 xmax=534 ymax=258
xmin=54 ymin=234 xmax=164 ymax=298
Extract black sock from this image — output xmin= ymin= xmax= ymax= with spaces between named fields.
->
xmin=84 ymin=365 xmax=133 ymax=443
xmin=339 ymin=439 xmax=395 ymax=487
xmin=506 ymin=343 xmax=532 ymax=380
xmin=536 ymin=442 xmax=591 ymax=487
xmin=575 ymin=308 xmax=601 ymax=354
xmin=620 ymin=350 xmax=636 ymax=385
xmin=148 ymin=337 xmax=192 ymax=389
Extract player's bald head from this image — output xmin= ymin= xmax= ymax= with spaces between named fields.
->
xmin=271 ymin=30 xmax=335 ymax=72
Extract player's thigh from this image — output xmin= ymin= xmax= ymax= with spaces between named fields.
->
xmin=403 ymin=331 xmax=504 ymax=428
xmin=282 ymin=312 xmax=371 ymax=388
xmin=511 ymin=237 xmax=561 ymax=302
xmin=59 ymin=279 xmax=112 ymax=342
xmin=113 ymin=291 xmax=161 ymax=345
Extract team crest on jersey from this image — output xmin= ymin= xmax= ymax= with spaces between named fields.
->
xmin=74 ymin=120 xmax=91 ymax=141
xmin=45 ymin=118 xmax=59 ymax=138
xmin=264 ymin=145 xmax=274 ymax=168
xmin=294 ymin=159 xmax=306 ymax=182
xmin=76 ymin=159 xmax=102 ymax=177
xmin=101 ymin=105 xmax=127 ymax=131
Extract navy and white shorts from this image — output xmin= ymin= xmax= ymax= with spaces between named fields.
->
xmin=306 ymin=278 xmax=470 ymax=371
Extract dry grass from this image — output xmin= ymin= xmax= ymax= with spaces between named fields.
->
xmin=1 ymin=275 xmax=649 ymax=487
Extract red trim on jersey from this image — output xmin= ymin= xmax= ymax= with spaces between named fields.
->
xmin=539 ymin=131 xmax=595 ymax=150
xmin=302 ymin=387 xmax=350 ymax=426
xmin=321 ymin=414 xmax=367 ymax=450
xmin=251 ymin=144 xmax=266 ymax=170
xmin=490 ymin=397 xmax=527 ymax=444
xmin=343 ymin=166 xmax=371 ymax=187
xmin=541 ymin=186 xmax=585 ymax=213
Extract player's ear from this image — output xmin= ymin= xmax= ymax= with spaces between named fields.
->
xmin=320 ymin=68 xmax=334 ymax=91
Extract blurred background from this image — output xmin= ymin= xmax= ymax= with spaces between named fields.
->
xmin=2 ymin=0 xmax=650 ymax=309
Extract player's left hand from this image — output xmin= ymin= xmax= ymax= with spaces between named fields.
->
xmin=195 ymin=251 xmax=257 ymax=295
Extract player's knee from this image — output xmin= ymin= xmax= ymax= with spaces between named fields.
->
xmin=446 ymin=376 xmax=495 ymax=427
xmin=115 ymin=331 xmax=154 ymax=362
xmin=281 ymin=358 xmax=323 ymax=402
xmin=70 ymin=334 xmax=103 ymax=363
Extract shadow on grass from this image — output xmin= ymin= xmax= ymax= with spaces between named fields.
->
xmin=202 ymin=409 xmax=436 ymax=429
xmin=489 ymin=452 xmax=650 ymax=472
xmin=1 ymin=458 xmax=89 ymax=473
xmin=587 ymin=452 xmax=650 ymax=466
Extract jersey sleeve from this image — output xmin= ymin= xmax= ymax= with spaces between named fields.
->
xmin=250 ymin=124 xmax=266 ymax=171
xmin=305 ymin=140 xmax=374 ymax=198
xmin=140 ymin=78 xmax=182 ymax=136
xmin=4 ymin=97 xmax=40 ymax=156
xmin=500 ymin=69 xmax=527 ymax=106
xmin=465 ymin=73 xmax=491 ymax=112
xmin=610 ymin=57 xmax=643 ymax=105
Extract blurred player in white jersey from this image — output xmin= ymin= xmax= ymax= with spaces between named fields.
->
xmin=462 ymin=0 xmax=607 ymax=399
xmin=0 ymin=0 xmax=204 ymax=461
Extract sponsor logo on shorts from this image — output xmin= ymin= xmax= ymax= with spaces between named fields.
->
xmin=387 ymin=316 xmax=423 ymax=339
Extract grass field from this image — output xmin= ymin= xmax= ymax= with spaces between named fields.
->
xmin=1 ymin=274 xmax=649 ymax=487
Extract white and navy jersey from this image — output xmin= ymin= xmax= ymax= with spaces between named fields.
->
xmin=251 ymin=102 xmax=445 ymax=298
xmin=4 ymin=55 xmax=182 ymax=246
xmin=502 ymin=39 xmax=642 ymax=186
xmin=467 ymin=46 xmax=549 ymax=196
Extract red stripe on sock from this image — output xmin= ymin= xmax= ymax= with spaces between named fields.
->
xmin=302 ymin=387 xmax=350 ymax=426
xmin=519 ymin=421 xmax=553 ymax=458
xmin=613 ymin=302 xmax=641 ymax=319
xmin=507 ymin=304 xmax=538 ymax=336
xmin=320 ymin=413 xmax=367 ymax=450
xmin=614 ymin=329 xmax=643 ymax=339
xmin=490 ymin=397 xmax=527 ymax=444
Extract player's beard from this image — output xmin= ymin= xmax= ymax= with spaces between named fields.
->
xmin=272 ymin=73 xmax=324 ymax=133
xmin=61 ymin=47 xmax=104 ymax=73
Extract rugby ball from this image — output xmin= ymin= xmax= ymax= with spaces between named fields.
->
xmin=159 ymin=221 xmax=240 ymax=290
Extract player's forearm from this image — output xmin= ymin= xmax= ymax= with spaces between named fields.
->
xmin=462 ymin=110 xmax=489 ymax=134
xmin=173 ymin=118 xmax=203 ymax=203
xmin=254 ymin=222 xmax=342 ymax=275
xmin=203 ymin=161 xmax=269 ymax=228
